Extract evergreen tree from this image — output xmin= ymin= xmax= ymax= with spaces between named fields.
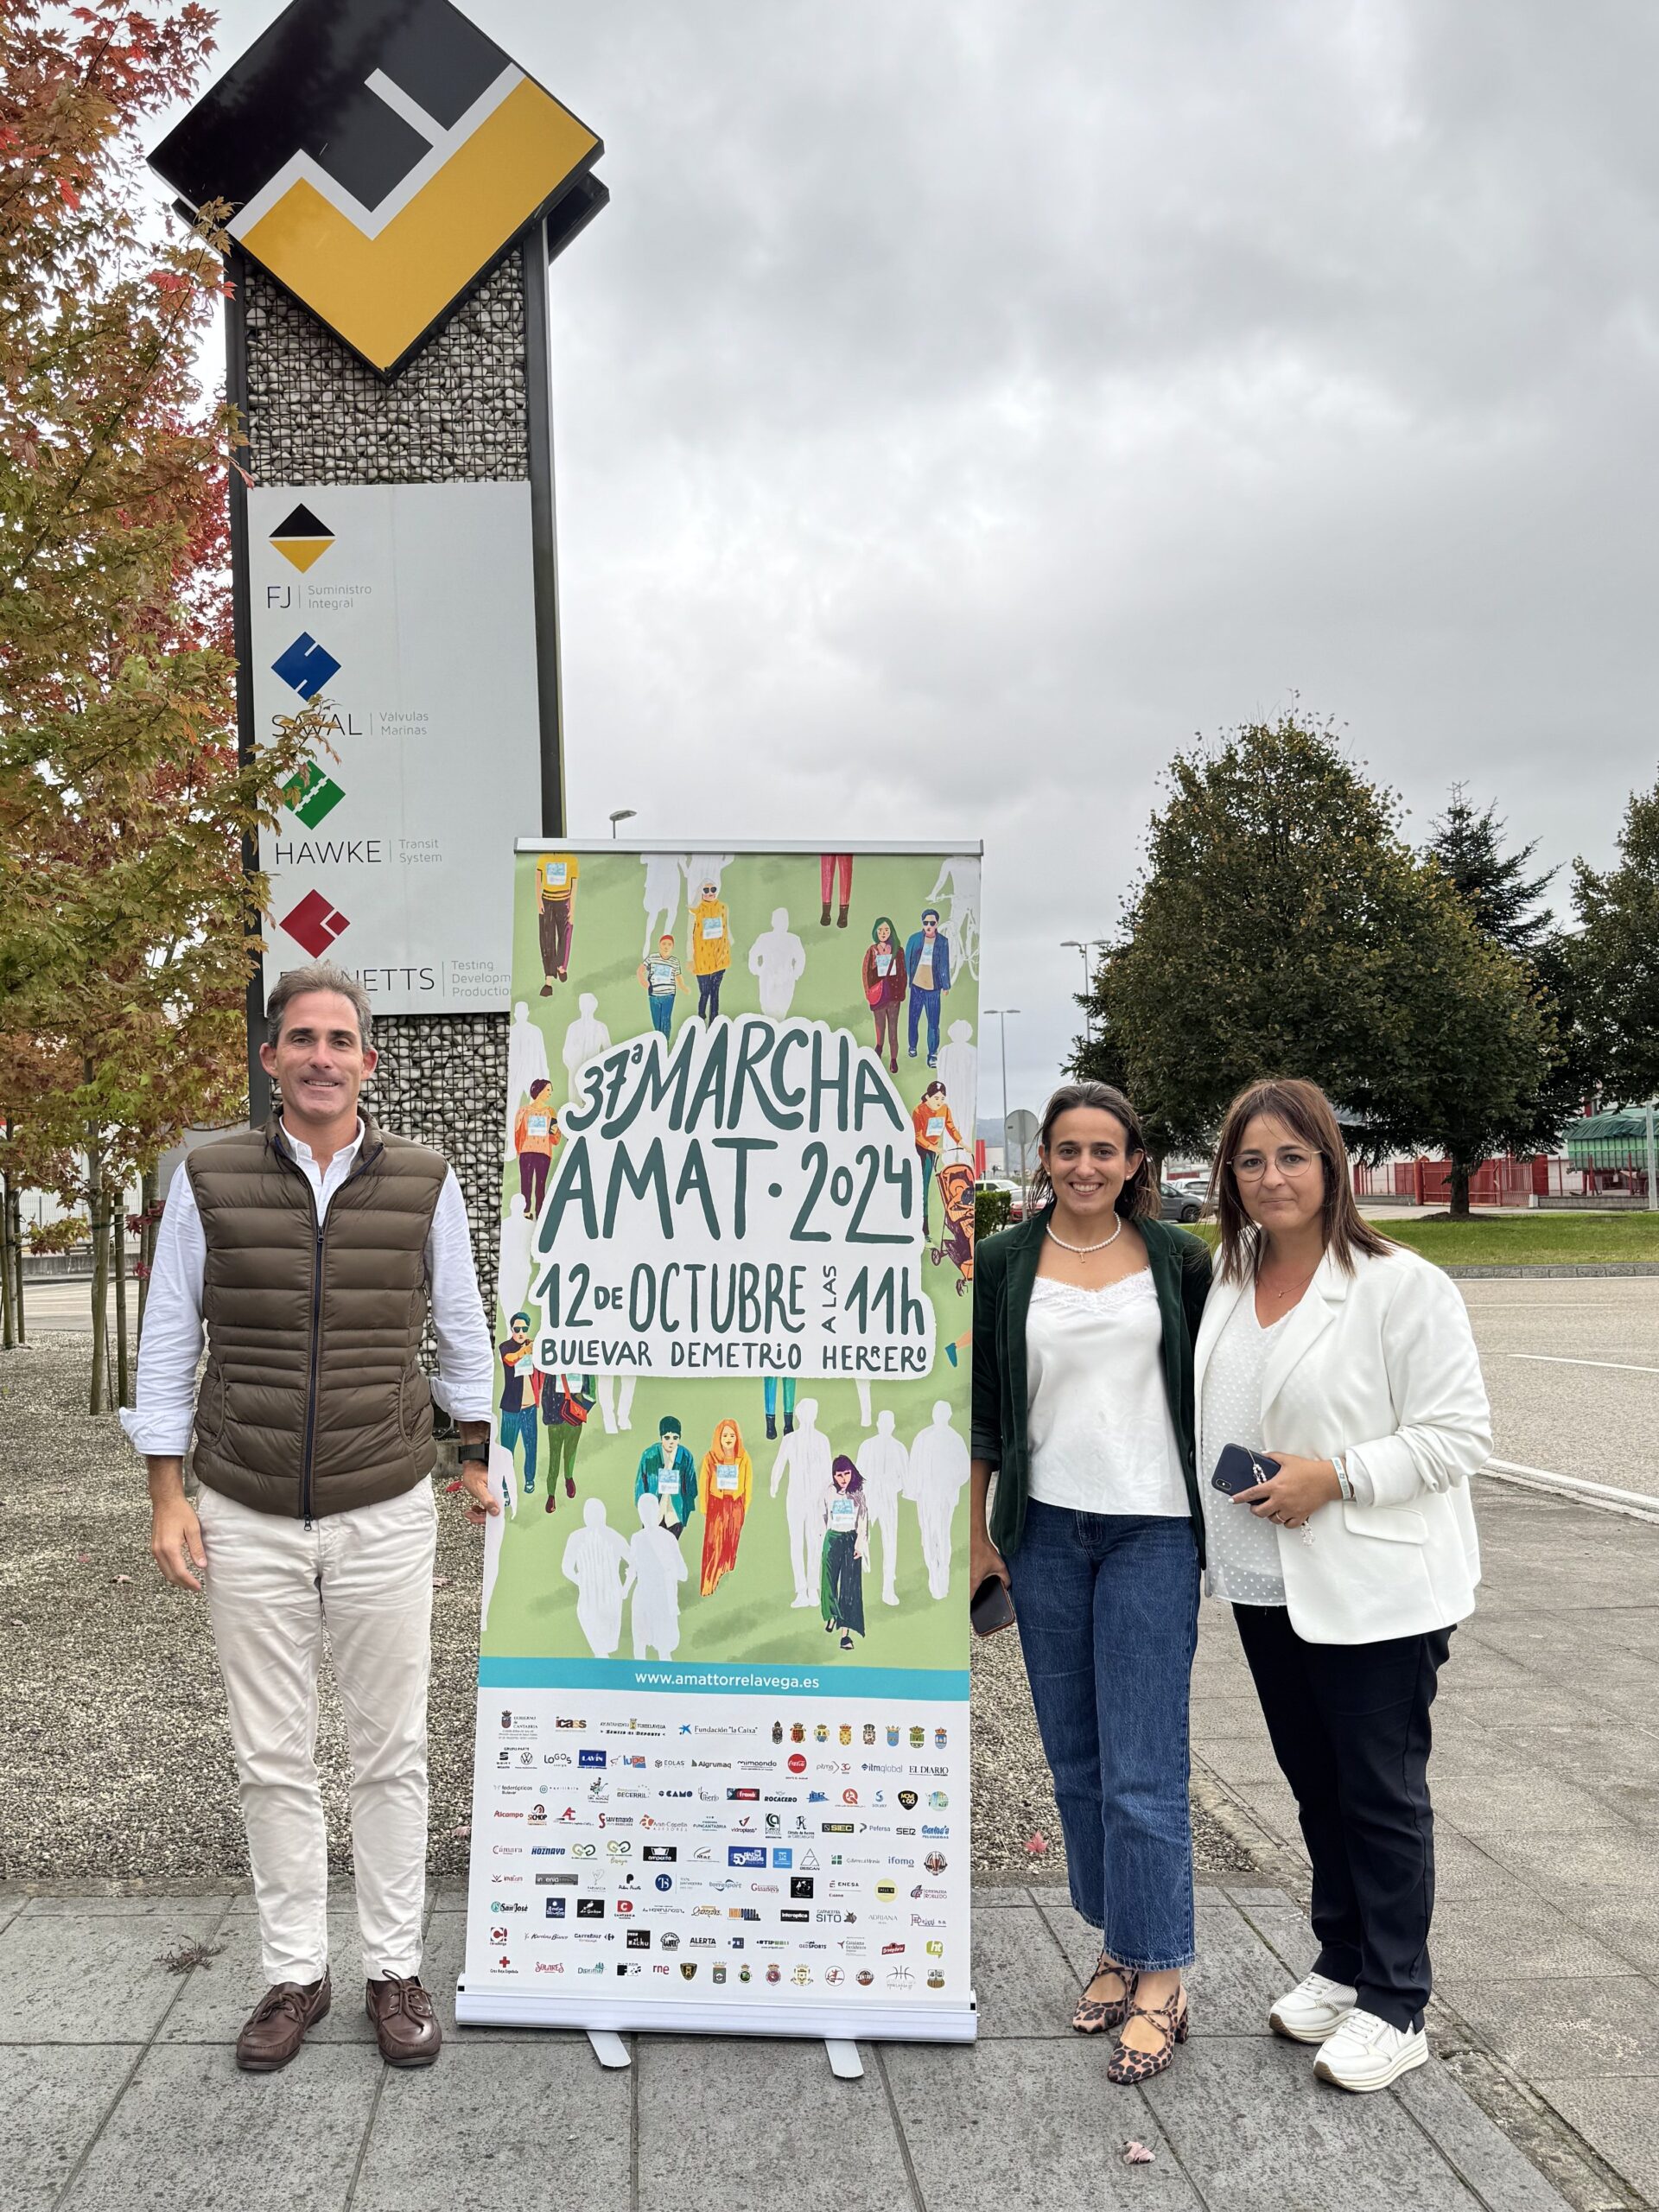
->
xmin=1424 ymin=786 xmax=1554 ymax=957
xmin=1573 ymin=773 xmax=1659 ymax=1103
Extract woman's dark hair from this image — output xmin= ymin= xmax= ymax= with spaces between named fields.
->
xmin=529 ymin=1077 xmax=551 ymax=1099
xmin=1211 ymin=1077 xmax=1395 ymax=1283
xmin=831 ymin=1453 xmax=864 ymax=1491
xmin=871 ymin=916 xmax=895 ymax=944
xmin=1028 ymin=1081 xmax=1157 ymax=1218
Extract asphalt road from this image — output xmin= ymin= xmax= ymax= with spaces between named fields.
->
xmin=1460 ymin=1276 xmax=1659 ymax=1503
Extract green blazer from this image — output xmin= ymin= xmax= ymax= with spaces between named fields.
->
xmin=971 ymin=1207 xmax=1212 ymax=1562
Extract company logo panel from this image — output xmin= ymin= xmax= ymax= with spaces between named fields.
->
xmin=149 ymin=0 xmax=605 ymax=375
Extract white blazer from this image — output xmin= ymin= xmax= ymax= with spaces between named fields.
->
xmin=1194 ymin=1243 xmax=1491 ymax=1645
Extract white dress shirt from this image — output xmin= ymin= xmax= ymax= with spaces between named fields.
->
xmin=122 ymin=1120 xmax=495 ymax=1459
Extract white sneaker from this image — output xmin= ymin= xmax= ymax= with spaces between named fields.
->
xmin=1269 ymin=1972 xmax=1357 ymax=2044
xmin=1314 ymin=2008 xmax=1428 ymax=2092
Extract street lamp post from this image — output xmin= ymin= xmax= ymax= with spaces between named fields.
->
xmin=608 ymin=809 xmax=637 ymax=839
xmin=1060 ymin=940 xmax=1091 ymax=1039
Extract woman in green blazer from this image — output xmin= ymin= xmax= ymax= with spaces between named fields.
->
xmin=971 ymin=1081 xmax=1211 ymax=2082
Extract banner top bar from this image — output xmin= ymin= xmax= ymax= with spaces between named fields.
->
xmin=513 ymin=838 xmax=985 ymax=856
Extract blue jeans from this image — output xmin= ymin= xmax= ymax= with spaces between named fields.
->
xmin=499 ymin=1405 xmax=537 ymax=1488
xmin=907 ymin=988 xmax=941 ymax=1058
xmin=1006 ymin=1503 xmax=1199 ymax=1968
xmin=649 ymin=994 xmax=674 ymax=1037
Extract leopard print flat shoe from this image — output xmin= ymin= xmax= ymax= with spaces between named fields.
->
xmin=1071 ymin=1952 xmax=1137 ymax=2035
xmin=1106 ymin=1985 xmax=1189 ymax=2082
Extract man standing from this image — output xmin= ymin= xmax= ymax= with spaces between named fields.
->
xmin=904 ymin=907 xmax=952 ymax=1067
xmin=906 ymin=1401 xmax=969 ymax=1600
xmin=633 ymin=1414 xmax=698 ymax=1539
xmin=125 ymin=962 xmax=498 ymax=2074
xmin=859 ymin=1410 xmax=909 ymax=1607
xmin=498 ymin=1313 xmax=540 ymax=1495
xmin=534 ymin=850 xmax=579 ymax=994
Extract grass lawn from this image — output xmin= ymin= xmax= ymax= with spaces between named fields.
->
xmin=1184 ymin=1212 xmax=1659 ymax=1267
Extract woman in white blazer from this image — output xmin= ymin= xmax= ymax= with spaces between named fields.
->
xmin=1194 ymin=1079 xmax=1491 ymax=2095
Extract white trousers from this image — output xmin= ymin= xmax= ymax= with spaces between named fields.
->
xmin=198 ymin=1479 xmax=437 ymax=1986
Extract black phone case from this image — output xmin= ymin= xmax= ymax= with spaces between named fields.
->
xmin=970 ymin=1574 xmax=1016 ymax=1637
xmin=1211 ymin=1443 xmax=1281 ymax=1496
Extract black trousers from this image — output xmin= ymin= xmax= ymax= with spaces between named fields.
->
xmin=1233 ymin=1604 xmax=1452 ymax=2033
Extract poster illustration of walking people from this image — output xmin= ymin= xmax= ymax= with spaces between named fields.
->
xmin=460 ymin=843 xmax=982 ymax=2041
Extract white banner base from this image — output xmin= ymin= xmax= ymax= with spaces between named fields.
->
xmin=455 ymin=1983 xmax=978 ymax=2044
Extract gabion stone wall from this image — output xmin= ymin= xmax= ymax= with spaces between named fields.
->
xmin=244 ymin=256 xmax=531 ymax=1308
xmin=243 ymin=259 xmax=528 ymax=483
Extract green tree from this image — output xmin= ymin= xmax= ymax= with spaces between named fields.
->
xmin=1424 ymin=785 xmax=1554 ymax=956
xmin=0 ymin=0 xmax=317 ymax=1403
xmin=1421 ymin=785 xmax=1580 ymax=1211
xmin=1573 ymin=772 xmax=1659 ymax=1103
xmin=1076 ymin=715 xmax=1554 ymax=1217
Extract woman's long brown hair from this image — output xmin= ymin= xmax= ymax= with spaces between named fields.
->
xmin=1211 ymin=1077 xmax=1395 ymax=1283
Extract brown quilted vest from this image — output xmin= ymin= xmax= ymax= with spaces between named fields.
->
xmin=188 ymin=1116 xmax=448 ymax=1518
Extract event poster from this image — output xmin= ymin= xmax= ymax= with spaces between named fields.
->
xmin=458 ymin=843 xmax=982 ymax=2040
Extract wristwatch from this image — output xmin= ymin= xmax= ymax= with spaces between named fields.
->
xmin=457 ymin=1439 xmax=490 ymax=1469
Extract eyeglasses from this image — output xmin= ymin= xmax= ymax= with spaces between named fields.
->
xmin=1231 ymin=1147 xmax=1322 ymax=1180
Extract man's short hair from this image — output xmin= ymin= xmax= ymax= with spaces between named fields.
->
xmin=510 ymin=1312 xmax=531 ymax=1329
xmin=920 ymin=907 xmax=940 ymax=925
xmin=266 ymin=962 xmax=372 ymax=1052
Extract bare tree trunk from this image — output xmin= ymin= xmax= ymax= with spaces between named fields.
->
xmin=113 ymin=1188 xmax=130 ymax=1408
xmin=8 ymin=1185 xmax=22 ymax=1345
xmin=87 ymin=1142 xmax=109 ymax=1414
xmin=1448 ymin=1158 xmax=1472 ymax=1222
xmin=0 ymin=1168 xmax=13 ymax=1351
xmin=136 ymin=1160 xmax=159 ymax=1357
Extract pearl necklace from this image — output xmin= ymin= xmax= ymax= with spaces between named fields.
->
xmin=1045 ymin=1214 xmax=1123 ymax=1255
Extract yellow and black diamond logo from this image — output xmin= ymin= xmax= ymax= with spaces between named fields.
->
xmin=149 ymin=0 xmax=604 ymax=377
xmin=270 ymin=503 xmax=334 ymax=572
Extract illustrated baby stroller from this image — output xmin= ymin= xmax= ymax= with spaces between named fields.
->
xmin=929 ymin=1156 xmax=976 ymax=1294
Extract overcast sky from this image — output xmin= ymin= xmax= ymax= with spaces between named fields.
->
xmin=167 ymin=1 xmax=1659 ymax=1117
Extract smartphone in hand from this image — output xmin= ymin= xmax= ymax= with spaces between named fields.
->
xmin=1211 ymin=1444 xmax=1281 ymax=1497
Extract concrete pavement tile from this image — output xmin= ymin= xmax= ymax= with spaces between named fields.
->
xmin=1228 ymin=1781 xmax=1305 ymax=1844
xmin=969 ymin=1903 xmax=1078 ymax=2037
xmin=639 ymin=2037 xmax=911 ymax=2212
xmin=1428 ymin=1832 xmax=1537 ymax=1903
xmin=429 ymin=1885 xmax=469 ymax=1913
xmin=1189 ymin=1738 xmax=1287 ymax=1789
xmin=1440 ymin=1976 xmax=1659 ymax=2079
xmin=1452 ymin=1612 xmax=1573 ymax=1665
xmin=0 ymin=2045 xmax=137 ymax=2212
xmin=1480 ymin=1826 xmax=1659 ymax=1894
xmin=156 ymin=1909 xmax=375 ymax=2044
xmin=1441 ymin=1682 xmax=1591 ymax=1729
xmin=1558 ymin=1895 xmax=1659 ymax=1977
xmin=1142 ymin=2037 xmax=1481 ymax=2211
xmin=18 ymin=1894 xmax=225 ymax=1917
xmin=972 ymin=1885 xmax=1035 ymax=1909
xmin=1189 ymin=1695 xmax=1273 ymax=1743
xmin=0 ymin=1900 xmax=223 ymax=2042
xmin=353 ymin=2041 xmax=630 ymax=2212
xmin=1535 ymin=2075 xmax=1659 ymax=2201
xmin=1427 ymin=1892 xmax=1631 ymax=1984
xmin=1395 ymin=2056 xmax=1573 ymax=2211
xmin=420 ymin=1909 xmax=576 ymax=2041
xmin=58 ymin=2041 xmax=376 ymax=2212
xmin=1230 ymin=1904 xmax=1317 ymax=1984
xmin=1223 ymin=1885 xmax=1295 ymax=1909
xmin=1592 ymin=1608 xmax=1659 ymax=1662
xmin=1433 ymin=1768 xmax=1630 ymax=1836
xmin=884 ymin=2040 xmax=1201 ymax=2209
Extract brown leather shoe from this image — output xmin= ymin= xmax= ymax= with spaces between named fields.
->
xmin=365 ymin=1975 xmax=442 ymax=2066
xmin=235 ymin=1973 xmax=331 ymax=2072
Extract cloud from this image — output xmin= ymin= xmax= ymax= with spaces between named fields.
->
xmin=175 ymin=0 xmax=1659 ymax=1112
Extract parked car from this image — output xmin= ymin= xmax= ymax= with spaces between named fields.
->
xmin=976 ymin=1175 xmax=1027 ymax=1223
xmin=1160 ymin=1181 xmax=1203 ymax=1223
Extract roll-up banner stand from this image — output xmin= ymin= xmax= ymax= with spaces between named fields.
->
xmin=458 ymin=842 xmax=983 ymax=2044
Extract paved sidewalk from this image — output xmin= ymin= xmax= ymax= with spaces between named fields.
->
xmin=1192 ymin=1480 xmax=1659 ymax=2212
xmin=0 ymin=1879 xmax=1567 ymax=2212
